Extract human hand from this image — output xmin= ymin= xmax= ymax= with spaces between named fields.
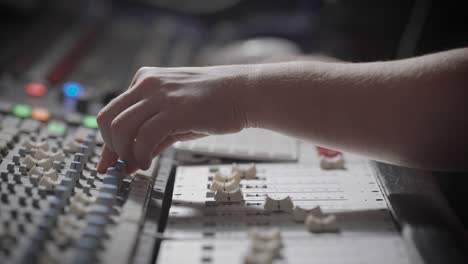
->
xmin=96 ymin=65 xmax=253 ymax=173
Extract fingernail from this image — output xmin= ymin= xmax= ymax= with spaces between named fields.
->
xmin=97 ymin=160 xmax=108 ymax=174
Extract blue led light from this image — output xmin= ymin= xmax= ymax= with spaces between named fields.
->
xmin=63 ymin=82 xmax=83 ymax=98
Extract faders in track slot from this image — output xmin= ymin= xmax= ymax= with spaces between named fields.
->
xmin=214 ymin=188 xmax=244 ymax=203
xmin=232 ymin=163 xmax=257 ymax=179
xmin=159 ymin=156 xmax=414 ymax=264
xmin=212 ymin=172 xmax=244 ymax=203
xmin=263 ymin=195 xmax=294 ymax=213
xmin=305 ymin=214 xmax=339 ymax=233
xmin=292 ymin=205 xmax=323 ymax=222
xmin=263 ymin=192 xmax=339 ymax=233
xmin=210 ymin=163 xmax=259 ymax=203
xmin=210 ymin=175 xmax=240 ymax=192
xmin=244 ymin=227 xmax=284 ymax=264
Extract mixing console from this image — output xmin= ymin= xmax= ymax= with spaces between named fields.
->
xmin=0 ymin=99 xmax=425 ymax=264
xmin=0 ymin=105 xmax=172 ymax=264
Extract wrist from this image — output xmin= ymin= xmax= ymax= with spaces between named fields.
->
xmin=239 ymin=61 xmax=322 ymax=131
xmin=238 ymin=64 xmax=265 ymax=129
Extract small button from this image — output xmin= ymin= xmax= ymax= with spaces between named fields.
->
xmin=13 ymin=104 xmax=32 ymax=118
xmin=47 ymin=121 xmax=67 ymax=137
xmin=32 ymin=108 xmax=51 ymax=121
xmin=26 ymin=82 xmax=48 ymax=97
xmin=82 ymin=115 xmax=98 ymax=129
xmin=63 ymin=81 xmax=84 ymax=99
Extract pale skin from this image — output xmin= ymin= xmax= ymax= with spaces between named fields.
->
xmin=96 ymin=47 xmax=468 ymax=174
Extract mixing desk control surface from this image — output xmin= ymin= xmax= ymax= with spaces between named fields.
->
xmin=158 ymin=155 xmax=421 ymax=263
xmin=0 ymin=99 xmax=423 ymax=264
xmin=0 ymin=106 xmax=170 ymax=264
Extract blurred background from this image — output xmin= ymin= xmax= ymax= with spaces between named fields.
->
xmin=2 ymin=0 xmax=468 ymax=83
xmin=0 ymin=0 xmax=467 ymax=230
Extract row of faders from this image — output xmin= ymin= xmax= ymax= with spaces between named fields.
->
xmin=0 ymin=104 xmax=161 ymax=264
xmin=158 ymin=156 xmax=416 ymax=264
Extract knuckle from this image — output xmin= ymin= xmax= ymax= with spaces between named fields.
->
xmin=96 ymin=110 xmax=108 ymax=126
xmin=136 ymin=66 xmax=149 ymax=75
xmin=143 ymin=75 xmax=160 ymax=85
xmin=133 ymin=76 xmax=159 ymax=93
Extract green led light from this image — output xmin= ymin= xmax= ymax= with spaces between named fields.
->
xmin=13 ymin=104 xmax=32 ymax=118
xmin=47 ymin=122 xmax=66 ymax=136
xmin=83 ymin=115 xmax=98 ymax=129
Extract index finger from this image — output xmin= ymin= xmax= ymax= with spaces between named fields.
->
xmin=97 ymin=144 xmax=119 ymax=173
xmin=97 ymin=89 xmax=142 ymax=152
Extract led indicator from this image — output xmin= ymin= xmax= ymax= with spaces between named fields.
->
xmin=83 ymin=115 xmax=98 ymax=129
xmin=13 ymin=104 xmax=32 ymax=118
xmin=32 ymin=108 xmax=51 ymax=121
xmin=26 ymin=82 xmax=47 ymax=97
xmin=316 ymin=146 xmax=341 ymax=158
xmin=47 ymin=122 xmax=66 ymax=136
xmin=63 ymin=82 xmax=83 ymax=98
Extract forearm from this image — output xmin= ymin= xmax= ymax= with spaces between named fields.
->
xmin=244 ymin=48 xmax=468 ymax=170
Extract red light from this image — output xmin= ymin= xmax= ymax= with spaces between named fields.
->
xmin=316 ymin=146 xmax=341 ymax=157
xmin=26 ymin=82 xmax=47 ymax=97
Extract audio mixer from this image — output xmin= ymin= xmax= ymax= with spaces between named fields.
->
xmin=0 ymin=1 xmax=466 ymax=264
